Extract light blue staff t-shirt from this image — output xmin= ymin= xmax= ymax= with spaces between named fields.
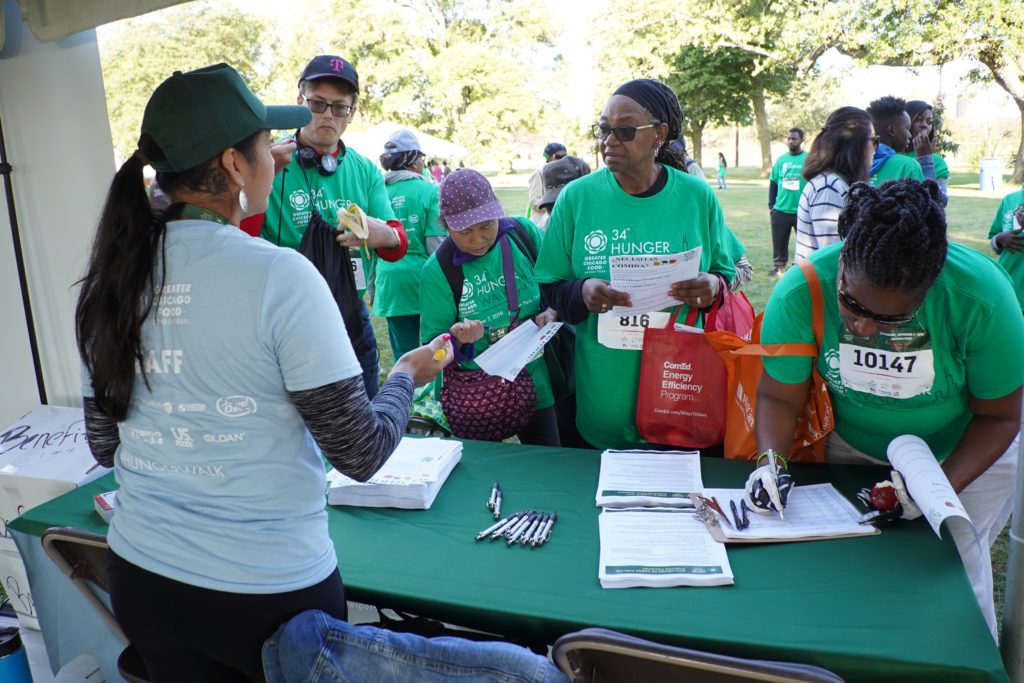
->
xmin=82 ymin=219 xmax=361 ymax=594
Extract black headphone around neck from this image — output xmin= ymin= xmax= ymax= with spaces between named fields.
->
xmin=295 ymin=130 xmax=346 ymax=176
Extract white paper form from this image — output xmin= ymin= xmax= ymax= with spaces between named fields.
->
xmin=608 ymin=247 xmax=701 ymax=315
xmin=701 ymin=484 xmax=878 ymax=542
xmin=598 ymin=508 xmax=733 ymax=588
xmin=596 ymin=450 xmax=702 ymax=508
xmin=887 ymin=435 xmax=974 ymax=539
xmin=475 ymin=321 xmax=563 ymax=381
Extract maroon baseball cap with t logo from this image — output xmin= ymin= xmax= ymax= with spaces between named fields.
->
xmin=299 ymin=55 xmax=360 ymax=93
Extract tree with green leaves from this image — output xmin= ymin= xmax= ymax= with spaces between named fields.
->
xmin=99 ymin=4 xmax=269 ymax=159
xmin=665 ymin=47 xmax=755 ymax=166
xmin=840 ymin=0 xmax=1024 ymax=181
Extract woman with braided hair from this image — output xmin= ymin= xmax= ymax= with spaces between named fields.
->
xmin=534 ymin=78 xmax=736 ymax=449
xmin=753 ymin=178 xmax=1022 ymax=639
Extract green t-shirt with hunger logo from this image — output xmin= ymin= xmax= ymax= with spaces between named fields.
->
xmin=261 ymin=145 xmax=395 ymax=296
xmin=374 ymin=176 xmax=445 ymax=317
xmin=534 ymin=166 xmax=737 ymax=450
xmin=419 ymin=218 xmax=554 ymax=410
xmin=760 ymin=242 xmax=1024 ymax=460
xmin=871 ymin=154 xmax=924 ymax=186
xmin=988 ymin=189 xmax=1024 ymax=312
xmin=770 ymin=151 xmax=808 ymax=214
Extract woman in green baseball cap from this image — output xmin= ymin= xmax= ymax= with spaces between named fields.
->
xmin=74 ymin=64 xmax=453 ymax=680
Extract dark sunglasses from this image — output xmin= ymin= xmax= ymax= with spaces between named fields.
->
xmin=837 ymin=268 xmax=919 ymax=326
xmin=592 ymin=122 xmax=658 ymax=142
xmin=304 ymin=97 xmax=354 ymax=118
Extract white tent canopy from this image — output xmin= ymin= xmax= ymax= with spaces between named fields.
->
xmin=344 ymin=122 xmax=467 ymax=162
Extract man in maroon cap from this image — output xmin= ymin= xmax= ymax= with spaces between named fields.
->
xmin=249 ymin=55 xmax=409 ymax=398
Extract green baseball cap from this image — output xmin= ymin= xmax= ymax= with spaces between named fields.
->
xmin=141 ymin=63 xmax=311 ymax=172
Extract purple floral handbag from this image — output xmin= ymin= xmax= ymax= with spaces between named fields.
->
xmin=439 ymin=234 xmax=536 ymax=441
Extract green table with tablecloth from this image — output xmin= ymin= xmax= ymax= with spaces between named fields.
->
xmin=10 ymin=439 xmax=1008 ymax=682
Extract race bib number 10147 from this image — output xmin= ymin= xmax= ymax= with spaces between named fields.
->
xmin=838 ymin=343 xmax=935 ymax=399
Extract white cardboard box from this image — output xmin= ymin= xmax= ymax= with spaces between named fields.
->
xmin=0 ymin=405 xmax=111 ymax=552
xmin=0 ymin=547 xmax=39 ymax=630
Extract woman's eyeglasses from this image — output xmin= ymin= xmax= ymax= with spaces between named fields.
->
xmin=591 ymin=122 xmax=658 ymax=142
xmin=869 ymin=135 xmax=881 ymax=149
xmin=837 ymin=268 xmax=919 ymax=326
xmin=305 ymin=97 xmax=354 ymax=118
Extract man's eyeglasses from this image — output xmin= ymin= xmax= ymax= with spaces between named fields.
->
xmin=838 ymin=268 xmax=919 ymax=326
xmin=592 ymin=122 xmax=658 ymax=142
xmin=305 ymin=97 xmax=354 ymax=118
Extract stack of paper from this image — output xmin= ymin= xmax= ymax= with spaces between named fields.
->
xmin=598 ymin=508 xmax=733 ymax=588
xmin=700 ymin=484 xmax=879 ymax=543
xmin=326 ymin=437 xmax=462 ymax=509
xmin=596 ymin=450 xmax=701 ymax=508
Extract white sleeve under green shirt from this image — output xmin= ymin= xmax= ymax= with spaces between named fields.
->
xmin=419 ymin=218 xmax=553 ymax=410
xmin=533 ymin=165 xmax=737 ymax=450
xmin=760 ymin=242 xmax=1024 ymax=461
xmin=769 ymin=151 xmax=807 ymax=214
xmin=261 ymin=145 xmax=397 ymax=297
xmin=374 ymin=176 xmax=444 ymax=317
xmin=988 ymin=189 xmax=1024 ymax=312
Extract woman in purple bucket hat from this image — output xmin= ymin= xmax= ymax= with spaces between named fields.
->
xmin=419 ymin=169 xmax=561 ymax=445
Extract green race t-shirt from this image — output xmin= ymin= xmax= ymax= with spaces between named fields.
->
xmin=898 ymin=151 xmax=950 ymax=180
xmin=374 ymin=177 xmax=444 ymax=317
xmin=760 ymin=242 xmax=1024 ymax=460
xmin=872 ymin=154 xmax=925 ymax=186
xmin=770 ymin=151 xmax=808 ymax=214
xmin=261 ymin=145 xmax=395 ymax=296
xmin=988 ymin=189 xmax=1024 ymax=311
xmin=420 ymin=218 xmax=553 ymax=410
xmin=534 ymin=166 xmax=736 ymax=449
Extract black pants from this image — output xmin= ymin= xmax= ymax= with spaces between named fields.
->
xmin=107 ymin=551 xmax=348 ymax=683
xmin=517 ymin=405 xmax=561 ymax=446
xmin=770 ymin=209 xmax=798 ymax=270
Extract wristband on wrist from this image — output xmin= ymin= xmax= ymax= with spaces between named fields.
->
xmin=757 ymin=449 xmax=787 ymax=468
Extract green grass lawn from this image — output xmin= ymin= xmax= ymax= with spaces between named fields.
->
xmin=376 ymin=168 xmax=1014 ymax=631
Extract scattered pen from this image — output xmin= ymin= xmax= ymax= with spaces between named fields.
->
xmin=507 ymin=512 xmax=538 ymax=546
xmin=490 ymin=510 xmax=527 ymax=539
xmin=529 ymin=513 xmax=550 ymax=547
xmin=729 ymin=499 xmax=743 ymax=530
xmin=487 ymin=481 xmax=499 ymax=510
xmin=739 ymin=500 xmax=750 ymax=530
xmin=519 ymin=514 xmax=543 ymax=546
xmin=539 ymin=511 xmax=557 ymax=545
xmin=499 ymin=509 xmax=534 ymax=540
xmin=476 ymin=510 xmax=519 ymax=541
xmin=493 ymin=488 xmax=503 ymax=520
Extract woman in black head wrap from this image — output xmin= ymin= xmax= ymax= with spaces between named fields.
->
xmin=532 ymin=78 xmax=740 ymax=450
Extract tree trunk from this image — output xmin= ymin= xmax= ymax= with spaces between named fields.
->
xmin=980 ymin=53 xmax=1024 ymax=183
xmin=689 ymin=124 xmax=705 ymax=167
xmin=750 ymin=74 xmax=772 ymax=178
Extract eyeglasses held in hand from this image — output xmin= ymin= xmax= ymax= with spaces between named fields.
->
xmin=305 ymin=97 xmax=354 ymax=118
xmin=592 ymin=122 xmax=658 ymax=142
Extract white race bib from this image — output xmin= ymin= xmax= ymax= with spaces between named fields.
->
xmin=838 ymin=343 xmax=935 ymax=398
xmin=782 ymin=178 xmax=800 ymax=191
xmin=351 ymin=256 xmax=366 ymax=290
xmin=597 ymin=311 xmax=671 ymax=350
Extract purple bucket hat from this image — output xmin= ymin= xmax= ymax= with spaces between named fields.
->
xmin=438 ymin=169 xmax=505 ymax=231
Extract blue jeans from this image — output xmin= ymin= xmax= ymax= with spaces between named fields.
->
xmin=352 ymin=301 xmax=380 ymax=399
xmin=262 ymin=610 xmax=569 ymax=683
